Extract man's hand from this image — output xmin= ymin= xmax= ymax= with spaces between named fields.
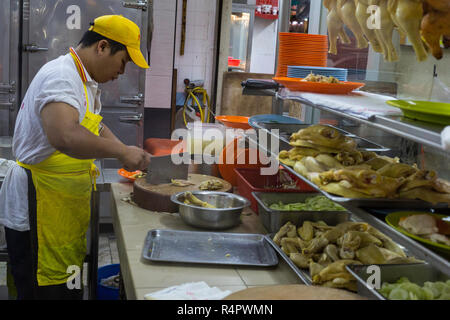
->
xmin=119 ymin=146 xmax=151 ymax=171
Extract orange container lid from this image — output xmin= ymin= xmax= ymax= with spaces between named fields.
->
xmin=215 ymin=115 xmax=251 ymax=130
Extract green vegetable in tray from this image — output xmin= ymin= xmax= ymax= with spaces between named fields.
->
xmin=268 ymin=195 xmax=346 ymax=212
xmin=379 ymin=277 xmax=450 ymax=300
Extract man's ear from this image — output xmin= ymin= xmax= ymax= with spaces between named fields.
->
xmin=97 ymin=40 xmax=109 ymax=55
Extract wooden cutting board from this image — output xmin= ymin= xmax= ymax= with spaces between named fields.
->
xmin=132 ymin=173 xmax=232 ymax=213
xmin=224 ymin=285 xmax=366 ymax=300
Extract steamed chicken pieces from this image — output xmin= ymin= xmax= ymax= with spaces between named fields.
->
xmin=278 ymin=125 xmax=450 ymax=204
xmin=274 ymin=220 xmax=421 ymax=291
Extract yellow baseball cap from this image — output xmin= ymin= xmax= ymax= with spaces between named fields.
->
xmin=89 ymin=15 xmax=149 ymax=69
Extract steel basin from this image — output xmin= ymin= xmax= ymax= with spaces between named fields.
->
xmin=171 ymin=191 xmax=250 ymax=230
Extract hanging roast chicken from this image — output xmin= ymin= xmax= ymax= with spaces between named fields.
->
xmin=324 ymin=0 xmax=450 ymax=61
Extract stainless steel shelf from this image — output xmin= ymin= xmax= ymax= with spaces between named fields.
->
xmin=278 ymin=93 xmax=446 ymax=152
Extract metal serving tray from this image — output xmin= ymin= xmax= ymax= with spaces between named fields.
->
xmin=280 ymin=163 xmax=450 ymax=209
xmin=264 ymin=213 xmax=355 ymax=286
xmin=264 ymin=216 xmax=422 ymax=297
xmin=141 ymin=229 xmax=279 ymax=267
xmin=346 ymin=263 xmax=450 ymax=300
xmin=252 ymin=191 xmax=349 ymax=233
xmin=244 ymin=128 xmax=448 ymax=209
xmin=258 ymin=123 xmax=390 ymax=152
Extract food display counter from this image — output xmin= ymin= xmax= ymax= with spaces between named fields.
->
xmin=110 ymin=168 xmax=449 ymax=300
xmin=109 ymin=182 xmax=303 ymax=300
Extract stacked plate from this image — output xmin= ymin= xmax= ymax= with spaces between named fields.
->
xmin=275 ymin=32 xmax=328 ymax=78
xmin=287 ymin=66 xmax=348 ymax=82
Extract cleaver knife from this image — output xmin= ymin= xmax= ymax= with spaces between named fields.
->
xmin=146 ymin=153 xmax=190 ymax=185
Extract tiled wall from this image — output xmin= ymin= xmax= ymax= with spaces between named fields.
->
xmin=174 ymin=0 xmax=217 ymax=94
xmin=145 ymin=0 xmax=217 ymax=109
xmin=145 ymin=0 xmax=177 ymax=109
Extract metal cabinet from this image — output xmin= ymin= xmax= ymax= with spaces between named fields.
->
xmin=3 ymin=0 xmax=153 ymax=147
xmin=0 ymin=1 xmax=20 ymax=137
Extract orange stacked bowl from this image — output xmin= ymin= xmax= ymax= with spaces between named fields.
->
xmin=275 ymin=32 xmax=328 ymax=78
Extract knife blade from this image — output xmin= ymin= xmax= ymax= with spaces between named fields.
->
xmin=146 ymin=153 xmax=189 ymax=185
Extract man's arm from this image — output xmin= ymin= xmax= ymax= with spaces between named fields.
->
xmin=41 ymin=102 xmax=150 ymax=171
xmin=99 ymin=122 xmax=123 ymax=144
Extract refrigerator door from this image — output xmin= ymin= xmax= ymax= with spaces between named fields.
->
xmin=0 ymin=0 xmax=20 ymax=136
xmin=22 ymin=0 xmax=150 ymax=147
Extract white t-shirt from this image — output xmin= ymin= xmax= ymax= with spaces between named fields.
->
xmin=0 ymin=50 xmax=102 ymax=231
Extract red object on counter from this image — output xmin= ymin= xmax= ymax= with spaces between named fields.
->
xmin=117 ymin=168 xmax=142 ymax=182
xmin=143 ymin=138 xmax=185 ymax=156
xmin=218 ymin=137 xmax=270 ymax=186
xmin=234 ymin=167 xmax=316 ymax=214
xmin=228 ymin=56 xmax=240 ymax=67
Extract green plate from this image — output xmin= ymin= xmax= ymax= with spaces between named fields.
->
xmin=386 ymin=100 xmax=450 ymax=125
xmin=386 ymin=211 xmax=450 ymax=255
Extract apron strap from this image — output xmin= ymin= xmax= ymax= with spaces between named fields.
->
xmin=25 ymin=168 xmax=39 ymax=299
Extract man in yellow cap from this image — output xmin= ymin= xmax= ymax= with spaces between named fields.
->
xmin=0 ymin=15 xmax=150 ymax=300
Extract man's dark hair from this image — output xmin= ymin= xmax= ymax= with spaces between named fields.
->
xmin=78 ymin=30 xmax=126 ymax=55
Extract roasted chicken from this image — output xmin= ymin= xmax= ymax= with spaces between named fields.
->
xmin=355 ymin=0 xmax=384 ymax=53
xmin=337 ymin=0 xmax=369 ymax=49
xmin=421 ymin=0 xmax=450 ymax=59
xmin=387 ymin=0 xmax=429 ymax=61
xmin=324 ymin=0 xmax=352 ymax=54
xmin=370 ymin=0 xmax=399 ymax=61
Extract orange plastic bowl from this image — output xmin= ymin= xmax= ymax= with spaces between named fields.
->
xmin=215 ymin=115 xmax=251 ymax=130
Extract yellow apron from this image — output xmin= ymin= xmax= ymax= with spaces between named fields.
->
xmin=17 ymin=49 xmax=102 ymax=286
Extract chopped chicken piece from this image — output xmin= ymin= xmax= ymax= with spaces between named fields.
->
xmin=399 ymin=214 xmax=439 ymax=235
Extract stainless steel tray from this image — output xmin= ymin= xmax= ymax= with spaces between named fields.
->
xmin=280 ymin=163 xmax=450 ymax=209
xmin=244 ymin=131 xmax=449 ymax=209
xmin=264 ymin=213 xmax=354 ymax=286
xmin=264 ymin=216 xmax=425 ymax=299
xmin=142 ymin=229 xmax=279 ymax=267
xmin=258 ymin=123 xmax=390 ymax=152
xmin=264 ymin=234 xmax=312 ymax=285
xmin=346 ymin=263 xmax=450 ymax=300
xmin=252 ymin=191 xmax=349 ymax=233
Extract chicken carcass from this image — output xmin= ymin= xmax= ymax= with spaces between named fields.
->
xmin=355 ymin=0 xmax=384 ymax=53
xmin=421 ymin=0 xmax=450 ymax=59
xmin=337 ymin=0 xmax=369 ymax=49
xmin=388 ymin=0 xmax=429 ymax=61
xmin=324 ymin=0 xmax=351 ymax=54
xmin=369 ymin=0 xmax=399 ymax=61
